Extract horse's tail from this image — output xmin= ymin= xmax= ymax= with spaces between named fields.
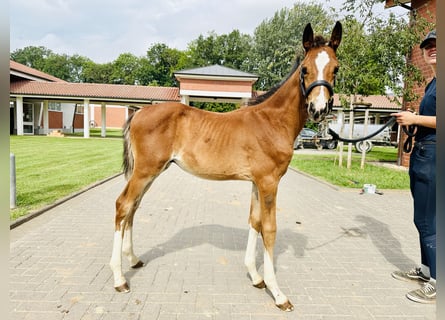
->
xmin=122 ymin=112 xmax=136 ymax=180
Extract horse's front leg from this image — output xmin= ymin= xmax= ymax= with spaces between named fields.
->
xmin=259 ymin=181 xmax=294 ymax=312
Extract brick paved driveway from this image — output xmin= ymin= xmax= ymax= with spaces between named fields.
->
xmin=10 ymin=165 xmax=436 ymax=319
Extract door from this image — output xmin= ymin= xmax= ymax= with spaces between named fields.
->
xmin=10 ymin=102 xmax=14 ymax=134
xmin=23 ymin=103 xmax=34 ymax=134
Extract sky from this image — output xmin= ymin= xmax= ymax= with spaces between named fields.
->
xmin=10 ymin=0 xmax=408 ymax=63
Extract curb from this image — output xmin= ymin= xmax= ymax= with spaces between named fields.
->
xmin=287 ymin=166 xmax=341 ymax=191
xmin=10 ymin=172 xmax=123 ymax=229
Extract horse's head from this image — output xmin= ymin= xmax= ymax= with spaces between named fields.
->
xmin=300 ymin=22 xmax=342 ymax=122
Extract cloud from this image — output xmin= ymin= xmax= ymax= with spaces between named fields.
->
xmin=11 ymin=0 xmax=301 ymax=62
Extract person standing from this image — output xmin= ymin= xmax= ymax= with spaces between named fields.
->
xmin=390 ymin=29 xmax=436 ymax=304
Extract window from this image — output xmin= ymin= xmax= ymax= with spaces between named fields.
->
xmin=75 ymin=104 xmax=84 ymax=114
xmin=48 ymin=102 xmax=62 ymax=111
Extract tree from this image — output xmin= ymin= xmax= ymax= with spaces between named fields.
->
xmin=337 ymin=0 xmax=434 ymax=103
xmin=43 ymin=53 xmax=73 ymax=82
xmin=68 ymin=54 xmax=92 ymax=83
xmin=80 ymin=61 xmax=114 ymax=84
xmin=111 ymin=53 xmax=141 ymax=85
xmin=10 ymin=46 xmax=53 ymax=70
xmin=335 ymin=18 xmax=383 ymax=96
xmin=191 ymin=102 xmax=238 ymax=113
xmin=140 ymin=43 xmax=190 ymax=87
xmin=11 ymin=46 xmax=93 ymax=83
xmin=187 ymin=30 xmax=253 ymax=71
xmin=249 ymin=3 xmax=334 ymax=90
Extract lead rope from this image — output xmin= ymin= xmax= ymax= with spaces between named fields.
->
xmin=327 ymin=116 xmax=397 ymax=144
xmin=401 ymin=124 xmax=417 ymax=153
xmin=328 ymin=115 xmax=417 ymax=153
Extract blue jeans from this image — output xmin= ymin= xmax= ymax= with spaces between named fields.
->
xmin=409 ymin=141 xmax=436 ymax=279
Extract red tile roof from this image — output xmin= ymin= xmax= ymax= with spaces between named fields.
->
xmin=335 ymin=94 xmax=401 ymax=111
xmin=10 ymin=60 xmax=67 ymax=83
xmin=10 ymin=80 xmax=181 ymax=103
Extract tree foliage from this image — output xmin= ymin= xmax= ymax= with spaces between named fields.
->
xmin=249 ymin=3 xmax=333 ymax=90
xmin=336 ymin=0 xmax=435 ymax=105
xmin=187 ymin=30 xmax=253 ymax=71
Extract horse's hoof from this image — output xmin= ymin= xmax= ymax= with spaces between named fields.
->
xmin=276 ymin=300 xmax=294 ymax=312
xmin=131 ymin=260 xmax=144 ymax=269
xmin=114 ymin=283 xmax=130 ymax=293
xmin=253 ymin=280 xmax=266 ymax=289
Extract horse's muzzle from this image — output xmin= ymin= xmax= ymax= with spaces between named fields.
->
xmin=308 ymin=98 xmax=333 ymax=122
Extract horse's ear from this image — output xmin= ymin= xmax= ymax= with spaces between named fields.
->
xmin=302 ymin=23 xmax=314 ymax=53
xmin=329 ymin=21 xmax=342 ymax=52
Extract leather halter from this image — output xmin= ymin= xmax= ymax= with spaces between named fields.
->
xmin=299 ymin=68 xmax=335 ymax=108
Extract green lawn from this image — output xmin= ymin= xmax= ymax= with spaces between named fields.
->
xmin=290 ymin=146 xmax=410 ymax=190
xmin=10 ymin=135 xmax=123 ymax=221
xmin=65 ymin=128 xmax=123 ymax=138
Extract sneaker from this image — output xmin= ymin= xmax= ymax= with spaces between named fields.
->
xmin=406 ymin=282 xmax=436 ymax=304
xmin=391 ymin=267 xmax=430 ymax=283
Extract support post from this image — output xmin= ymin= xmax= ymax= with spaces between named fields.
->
xmin=10 ymin=153 xmax=16 ymax=209
xmin=355 ymin=103 xmax=371 ymax=169
xmin=83 ymin=99 xmax=90 ymax=138
xmin=346 ymin=98 xmax=354 ymax=169
xmin=43 ymin=100 xmax=49 ymax=135
xmin=101 ymin=102 xmax=106 ymax=138
xmin=16 ymin=96 xmax=24 ymax=136
xmin=181 ymin=95 xmax=189 ymax=105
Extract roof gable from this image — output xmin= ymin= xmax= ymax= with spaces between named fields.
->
xmin=10 ymin=60 xmax=67 ymax=83
xmin=10 ymin=80 xmax=180 ymax=103
xmin=175 ymin=64 xmax=258 ymax=79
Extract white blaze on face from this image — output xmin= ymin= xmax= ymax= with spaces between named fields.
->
xmin=313 ymin=50 xmax=330 ymax=108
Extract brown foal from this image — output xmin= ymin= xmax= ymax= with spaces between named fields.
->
xmin=110 ymin=22 xmax=342 ymax=312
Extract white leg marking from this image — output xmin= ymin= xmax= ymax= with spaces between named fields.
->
xmin=122 ymin=228 xmax=140 ymax=266
xmin=110 ymin=230 xmax=127 ymax=288
xmin=244 ymin=225 xmax=263 ymax=286
xmin=264 ymin=249 xmax=288 ymax=306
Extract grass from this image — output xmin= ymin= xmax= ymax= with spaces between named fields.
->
xmin=290 ymin=146 xmax=410 ymax=190
xmin=65 ymin=128 xmax=123 ymax=138
xmin=10 ymin=135 xmax=123 ymax=221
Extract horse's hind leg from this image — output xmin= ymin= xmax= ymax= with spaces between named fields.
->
xmin=109 ymin=173 xmax=154 ymax=292
xmin=245 ymin=183 xmax=266 ymax=288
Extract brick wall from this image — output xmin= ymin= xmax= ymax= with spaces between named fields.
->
xmin=92 ymin=106 xmax=127 ymax=128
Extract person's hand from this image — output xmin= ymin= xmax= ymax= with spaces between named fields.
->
xmin=391 ymin=111 xmax=418 ymax=126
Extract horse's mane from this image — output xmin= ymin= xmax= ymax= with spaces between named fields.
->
xmin=247 ymin=62 xmax=300 ymax=106
xmin=247 ymin=35 xmax=328 ymax=106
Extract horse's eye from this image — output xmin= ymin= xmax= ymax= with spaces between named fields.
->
xmin=302 ymin=67 xmax=308 ymax=75
xmin=333 ymin=66 xmax=339 ymax=74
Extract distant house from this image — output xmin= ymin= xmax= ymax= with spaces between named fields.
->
xmin=10 ymin=60 xmax=180 ymax=137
